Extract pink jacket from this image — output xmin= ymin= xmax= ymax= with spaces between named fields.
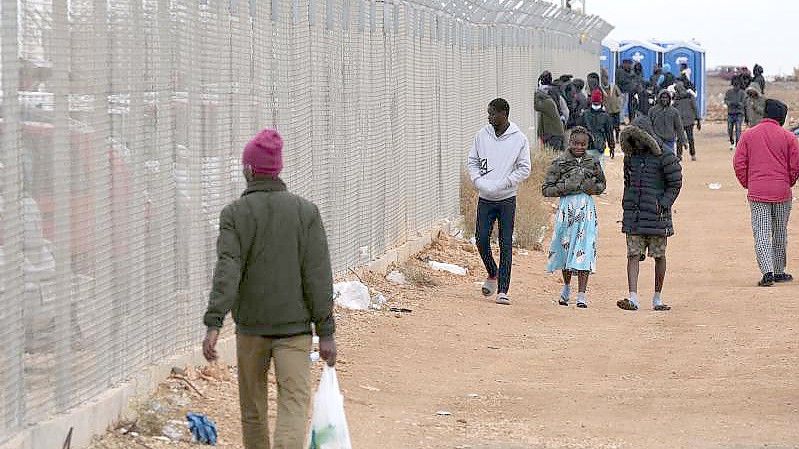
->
xmin=734 ymin=119 xmax=799 ymax=203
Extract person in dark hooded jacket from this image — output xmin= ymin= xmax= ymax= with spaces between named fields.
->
xmin=658 ymin=63 xmax=676 ymax=90
xmin=539 ymin=70 xmax=568 ymax=124
xmin=673 ymin=81 xmax=701 ymax=161
xmin=737 ymin=67 xmax=753 ymax=90
xmin=745 ymin=85 xmax=766 ymax=127
xmin=567 ymin=79 xmax=589 ymax=129
xmin=617 ymin=121 xmax=683 ymax=312
xmin=601 ymin=71 xmax=623 ymax=144
xmin=535 ymin=88 xmax=566 ymax=151
xmin=649 ymin=67 xmax=662 ymax=93
xmin=559 ymin=74 xmax=577 ymax=114
xmin=577 ymin=89 xmax=616 ymax=162
xmin=648 ymin=90 xmax=686 ymax=155
xmin=678 ymin=63 xmax=695 ymax=90
xmin=586 ymin=72 xmax=601 ymax=96
xmin=615 ymin=59 xmax=635 ymax=124
xmin=752 ymin=64 xmax=766 ymax=94
xmin=725 ymin=80 xmax=747 ymax=150
xmin=631 ymin=62 xmax=647 ymax=118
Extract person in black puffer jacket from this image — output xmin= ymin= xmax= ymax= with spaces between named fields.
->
xmin=617 ymin=122 xmax=682 ymax=312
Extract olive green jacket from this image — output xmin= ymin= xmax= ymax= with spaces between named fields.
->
xmin=203 ymin=178 xmax=335 ymax=338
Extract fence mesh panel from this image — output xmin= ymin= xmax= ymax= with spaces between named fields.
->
xmin=0 ymin=0 xmax=609 ymax=441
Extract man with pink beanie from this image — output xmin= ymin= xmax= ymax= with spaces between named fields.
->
xmin=202 ymin=128 xmax=336 ymax=449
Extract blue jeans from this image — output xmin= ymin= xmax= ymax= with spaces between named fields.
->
xmin=620 ymin=92 xmax=629 ymax=123
xmin=476 ymin=196 xmax=516 ymax=294
xmin=662 ymin=139 xmax=676 ymax=154
xmin=728 ymin=113 xmax=743 ymax=145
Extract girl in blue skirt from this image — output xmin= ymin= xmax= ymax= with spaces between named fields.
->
xmin=542 ymin=127 xmax=606 ymax=308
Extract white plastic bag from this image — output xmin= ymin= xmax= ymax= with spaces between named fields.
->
xmin=333 ymin=281 xmax=371 ymax=310
xmin=307 ymin=365 xmax=352 ymax=449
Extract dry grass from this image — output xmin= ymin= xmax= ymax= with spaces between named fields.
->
xmin=460 ymin=148 xmax=557 ymax=250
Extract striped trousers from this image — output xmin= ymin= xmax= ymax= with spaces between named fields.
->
xmin=750 ymin=201 xmax=792 ymax=275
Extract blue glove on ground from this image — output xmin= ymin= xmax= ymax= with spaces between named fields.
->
xmin=187 ymin=412 xmax=218 ymax=445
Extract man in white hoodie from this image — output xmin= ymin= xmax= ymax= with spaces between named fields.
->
xmin=467 ymin=98 xmax=532 ymax=305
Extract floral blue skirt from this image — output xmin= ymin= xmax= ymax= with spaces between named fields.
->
xmin=546 ymin=193 xmax=598 ymax=273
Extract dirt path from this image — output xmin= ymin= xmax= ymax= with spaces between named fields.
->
xmin=337 ymin=123 xmax=799 ymax=449
xmin=91 ymin=124 xmax=799 ymax=449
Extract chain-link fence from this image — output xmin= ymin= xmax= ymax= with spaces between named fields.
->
xmin=0 ymin=0 xmax=610 ymax=443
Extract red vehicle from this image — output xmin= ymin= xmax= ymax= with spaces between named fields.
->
xmin=1 ymin=94 xmax=133 ymax=274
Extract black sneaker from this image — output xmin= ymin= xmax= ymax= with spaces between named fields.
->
xmin=758 ymin=273 xmax=775 ymax=287
xmin=775 ymin=273 xmax=793 ymax=283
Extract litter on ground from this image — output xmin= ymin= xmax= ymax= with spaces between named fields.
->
xmin=428 ymin=261 xmax=468 ymax=276
xmin=333 ymin=281 xmax=372 ymax=310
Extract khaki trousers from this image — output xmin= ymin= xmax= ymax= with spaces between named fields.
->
xmin=236 ymin=333 xmax=312 ymax=449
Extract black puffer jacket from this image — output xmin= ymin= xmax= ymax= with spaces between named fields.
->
xmin=621 ymin=126 xmax=683 ymax=236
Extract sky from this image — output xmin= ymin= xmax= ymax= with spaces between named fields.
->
xmin=588 ymin=0 xmax=798 ymax=77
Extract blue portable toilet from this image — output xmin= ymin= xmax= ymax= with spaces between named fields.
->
xmin=663 ymin=41 xmax=707 ymax=118
xmin=600 ymin=40 xmax=619 ymax=85
xmin=618 ymin=40 xmax=664 ymax=80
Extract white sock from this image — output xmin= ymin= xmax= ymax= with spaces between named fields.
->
xmin=629 ymin=292 xmax=639 ymax=306
xmin=561 ymin=284 xmax=571 ymax=300
xmin=653 ymin=292 xmax=662 ymax=306
xmin=576 ymin=292 xmax=587 ymax=304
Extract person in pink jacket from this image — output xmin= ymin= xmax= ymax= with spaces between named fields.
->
xmin=734 ymin=99 xmax=799 ymax=286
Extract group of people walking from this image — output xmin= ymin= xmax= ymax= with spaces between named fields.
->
xmin=534 ymin=70 xmax=621 ymax=162
xmin=536 ymin=64 xmax=702 ymax=164
xmin=470 ymin=66 xmax=795 ymax=309
xmin=725 ymin=64 xmax=768 ymax=150
xmin=615 ymin=61 xmax=703 ymax=160
xmin=193 ymin=62 xmax=794 ymax=448
xmin=470 ymin=96 xmax=683 ymax=310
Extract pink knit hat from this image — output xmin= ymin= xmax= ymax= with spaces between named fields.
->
xmin=242 ymin=128 xmax=283 ymax=176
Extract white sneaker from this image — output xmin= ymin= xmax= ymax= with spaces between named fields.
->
xmin=481 ymin=278 xmax=497 ymax=297
xmin=495 ymin=293 xmax=511 ymax=305
xmin=729 ymin=143 xmax=735 ymax=151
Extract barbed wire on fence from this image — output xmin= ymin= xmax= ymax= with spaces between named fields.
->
xmin=0 ymin=0 xmax=610 ymax=443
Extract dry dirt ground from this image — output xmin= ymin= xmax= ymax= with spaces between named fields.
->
xmin=90 ymin=78 xmax=799 ymax=449
xmin=89 ymin=122 xmax=799 ymax=449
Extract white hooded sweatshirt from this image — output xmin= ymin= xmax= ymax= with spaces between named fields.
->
xmin=466 ymin=121 xmax=532 ymax=201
